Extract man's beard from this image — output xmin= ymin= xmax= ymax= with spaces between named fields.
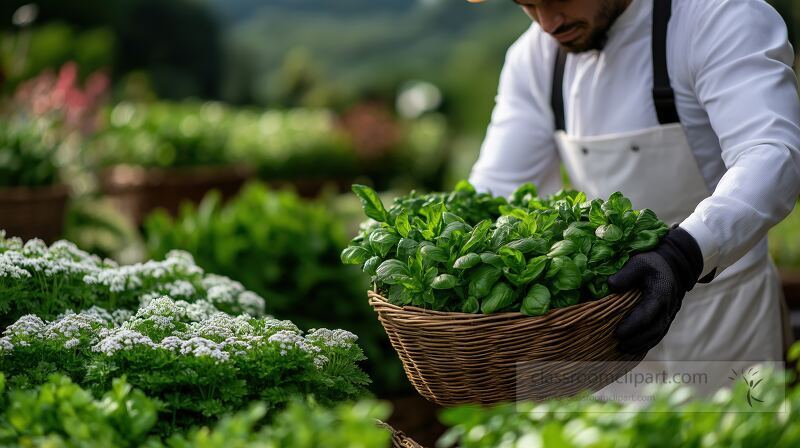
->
xmin=560 ymin=0 xmax=630 ymax=53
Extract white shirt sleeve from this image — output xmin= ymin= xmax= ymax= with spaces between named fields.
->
xmin=468 ymin=26 xmax=563 ymax=199
xmin=679 ymin=0 xmax=800 ymax=277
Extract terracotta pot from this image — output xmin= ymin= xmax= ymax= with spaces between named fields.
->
xmin=0 ymin=184 xmax=69 ymax=243
xmin=99 ymin=164 xmax=254 ymax=225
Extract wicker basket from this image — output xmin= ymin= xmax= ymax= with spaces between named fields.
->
xmin=369 ymin=290 xmax=645 ymax=406
xmin=0 ymin=184 xmax=69 ymax=243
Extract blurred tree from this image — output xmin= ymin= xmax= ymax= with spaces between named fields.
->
xmin=1 ymin=0 xmax=222 ymax=99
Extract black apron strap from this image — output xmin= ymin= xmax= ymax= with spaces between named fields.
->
xmin=550 ymin=0 xmax=680 ymax=131
xmin=551 ymin=47 xmax=567 ymax=131
xmin=652 ymin=0 xmax=680 ymax=124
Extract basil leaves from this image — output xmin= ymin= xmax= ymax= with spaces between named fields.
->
xmin=343 ymin=183 xmax=668 ymax=316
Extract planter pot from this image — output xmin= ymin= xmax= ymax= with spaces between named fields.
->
xmin=99 ymin=164 xmax=254 ymax=225
xmin=0 ymin=184 xmax=69 ymax=243
xmin=264 ymin=177 xmax=354 ymax=198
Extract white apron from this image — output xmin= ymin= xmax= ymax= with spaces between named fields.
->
xmin=548 ymin=0 xmax=790 ymax=398
xmin=555 ymin=126 xmax=788 ymax=398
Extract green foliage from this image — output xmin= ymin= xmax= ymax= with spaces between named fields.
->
xmin=0 ymin=296 xmax=370 ymax=431
xmin=343 ymin=182 xmax=668 ymax=315
xmin=142 ymin=183 xmax=407 ymax=394
xmin=168 ymin=400 xmax=392 ymax=448
xmin=438 ymin=360 xmax=800 ymax=448
xmin=0 ymin=374 xmax=157 ymax=447
xmin=0 ymin=120 xmax=60 ymax=188
xmin=0 ymin=231 xmax=265 ymax=328
xmin=769 ymin=201 xmax=800 ymax=269
xmin=0 ymin=374 xmax=390 ymax=448
xmin=89 ymin=101 xmax=358 ymax=178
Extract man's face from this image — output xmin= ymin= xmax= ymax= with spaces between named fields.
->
xmin=512 ymin=0 xmax=632 ymax=52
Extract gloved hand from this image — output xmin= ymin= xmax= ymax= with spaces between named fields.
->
xmin=608 ymin=226 xmax=708 ymax=354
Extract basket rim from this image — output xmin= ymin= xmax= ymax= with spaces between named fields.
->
xmin=368 ymin=288 xmax=641 ymax=324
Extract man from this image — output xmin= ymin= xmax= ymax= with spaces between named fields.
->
xmin=467 ymin=0 xmax=800 ymax=396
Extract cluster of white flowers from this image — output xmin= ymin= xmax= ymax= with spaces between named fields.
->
xmin=268 ymin=330 xmax=322 ymax=357
xmin=306 ymin=328 xmax=358 ymax=349
xmin=0 ymin=337 xmax=13 ymax=352
xmin=201 ymin=274 xmax=266 ymax=316
xmin=175 ymin=336 xmax=230 ymax=363
xmin=4 ymin=314 xmax=46 ymax=338
xmin=180 ymin=312 xmax=254 ymax=340
xmin=44 ymin=312 xmax=107 ymax=340
xmin=1 ymin=238 xmax=105 ymax=281
xmin=92 ymin=328 xmax=157 ymax=356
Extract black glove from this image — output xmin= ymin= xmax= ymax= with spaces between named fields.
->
xmin=608 ymin=226 xmax=707 ymax=354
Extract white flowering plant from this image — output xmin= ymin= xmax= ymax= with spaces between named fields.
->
xmin=0 ymin=231 xmax=266 ymax=328
xmin=0 ymin=296 xmax=370 ymax=430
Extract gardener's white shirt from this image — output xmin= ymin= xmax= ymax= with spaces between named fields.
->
xmin=469 ymin=0 xmax=800 ymax=278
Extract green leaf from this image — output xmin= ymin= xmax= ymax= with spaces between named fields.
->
xmin=341 ymin=246 xmax=369 ymax=265
xmin=552 ymin=257 xmax=581 ymax=291
xmin=573 ymin=253 xmax=588 ymax=273
xmin=596 ymin=224 xmax=623 ymax=242
xmin=552 ymin=290 xmax=580 ymax=308
xmin=420 ymin=244 xmax=449 ymax=263
xmin=352 ymin=184 xmax=388 ymax=222
xmin=479 ymin=252 xmax=504 ymax=269
xmin=634 ymin=209 xmax=665 ymax=233
xmin=443 ymin=212 xmax=466 ymax=225
xmin=628 ymin=230 xmax=660 ymax=252
xmin=589 ymin=200 xmax=607 ymax=227
xmin=547 ymin=240 xmax=577 ymax=258
xmin=363 ymin=256 xmax=381 ymax=276
xmin=521 ymin=284 xmax=551 ymax=316
xmin=589 ymin=242 xmax=614 ymax=263
xmin=422 ymin=202 xmax=446 ymax=236
xmin=396 ymin=238 xmax=419 ymax=261
xmin=376 ymin=259 xmax=410 ymax=284
xmin=468 ymin=265 xmax=502 ymax=299
xmin=454 ymin=253 xmax=481 ymax=270
xmin=498 ymin=247 xmax=526 ymax=272
xmin=431 ymin=274 xmax=458 ymax=290
xmin=510 ymin=183 xmax=538 ymax=206
xmin=462 ymin=296 xmax=480 ymax=313
xmin=369 ymin=229 xmax=400 ymax=257
xmin=392 ymin=289 xmax=413 ymax=306
xmin=480 ymin=282 xmax=514 ymax=314
xmin=454 ymin=180 xmax=476 ymax=193
xmin=460 ymin=219 xmax=492 ymax=256
xmin=395 ymin=210 xmax=411 ymax=238
xmin=505 ymin=238 xmax=539 ymax=254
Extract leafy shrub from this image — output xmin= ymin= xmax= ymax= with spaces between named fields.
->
xmin=0 ymin=120 xmax=60 ymax=188
xmin=143 ymin=183 xmax=407 ymax=394
xmin=0 ymin=373 xmax=391 ymax=448
xmin=89 ymin=102 xmax=357 ymax=178
xmin=0 ymin=231 xmax=266 ymax=328
xmin=0 ymin=296 xmax=370 ymax=431
xmin=342 ymin=181 xmax=667 ymax=314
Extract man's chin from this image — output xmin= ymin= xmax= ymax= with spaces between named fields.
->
xmin=559 ymin=31 xmax=608 ymax=53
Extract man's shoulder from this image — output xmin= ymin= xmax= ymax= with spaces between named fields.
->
xmin=507 ymin=22 xmax=558 ymax=65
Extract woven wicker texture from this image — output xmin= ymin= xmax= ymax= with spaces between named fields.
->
xmin=369 ymin=290 xmax=645 ymax=406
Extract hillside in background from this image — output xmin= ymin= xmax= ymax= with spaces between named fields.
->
xmin=205 ymin=0 xmax=531 ymax=130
